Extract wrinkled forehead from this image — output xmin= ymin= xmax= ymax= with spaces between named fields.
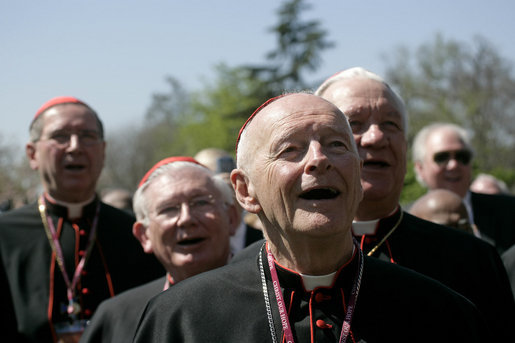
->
xmin=42 ymin=104 xmax=99 ymax=129
xmin=322 ymin=78 xmax=406 ymax=127
xmin=249 ymin=94 xmax=349 ymax=134
xmin=150 ymin=167 xmax=217 ymax=198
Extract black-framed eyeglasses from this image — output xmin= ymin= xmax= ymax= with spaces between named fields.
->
xmin=40 ymin=129 xmax=103 ymax=147
xmin=433 ymin=149 xmax=472 ymax=166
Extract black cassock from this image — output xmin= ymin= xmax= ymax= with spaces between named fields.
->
xmin=134 ymin=243 xmax=487 ymax=343
xmin=0 ymin=196 xmax=164 ymax=342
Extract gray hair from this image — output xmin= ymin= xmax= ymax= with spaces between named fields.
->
xmin=412 ymin=122 xmax=473 ymax=163
xmin=412 ymin=122 xmax=473 ymax=186
xmin=314 ymin=67 xmax=409 ymax=136
xmin=133 ymin=161 xmax=234 ymax=226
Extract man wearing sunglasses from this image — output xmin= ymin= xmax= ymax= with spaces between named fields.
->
xmin=413 ymin=122 xmax=515 ymax=253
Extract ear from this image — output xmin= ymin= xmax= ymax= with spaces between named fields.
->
xmin=414 ymin=160 xmax=424 ymax=179
xmin=230 ymin=169 xmax=261 ymax=214
xmin=132 ymin=221 xmax=153 ymax=254
xmin=26 ymin=142 xmax=39 ymax=170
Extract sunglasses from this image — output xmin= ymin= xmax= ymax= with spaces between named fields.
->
xmin=433 ymin=149 xmax=472 ymax=166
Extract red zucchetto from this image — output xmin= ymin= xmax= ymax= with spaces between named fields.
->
xmin=138 ymin=156 xmax=202 ymax=188
xmin=33 ymin=96 xmax=88 ymax=122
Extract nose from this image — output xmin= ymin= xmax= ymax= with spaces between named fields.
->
xmin=66 ymin=134 xmax=81 ymax=151
xmin=304 ymin=141 xmax=331 ymax=173
xmin=359 ymin=124 xmax=386 ymax=147
xmin=445 ymin=158 xmax=460 ymax=170
xmin=176 ymin=203 xmax=195 ymax=227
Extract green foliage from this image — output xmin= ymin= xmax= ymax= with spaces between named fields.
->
xmin=385 ymin=34 xmax=515 ymax=189
xmin=176 ymin=65 xmax=271 ymax=155
xmin=400 ymin=161 xmax=427 ymax=206
xmin=145 ymin=0 xmax=335 ymax=157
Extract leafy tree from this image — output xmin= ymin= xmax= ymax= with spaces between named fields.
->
xmin=0 ymin=135 xmax=38 ymax=209
xmin=100 ymin=77 xmax=189 ymax=191
xmin=384 ymin=34 xmax=515 ymax=199
xmin=176 ymin=0 xmax=335 ymax=155
xmin=245 ymin=0 xmax=334 ymax=91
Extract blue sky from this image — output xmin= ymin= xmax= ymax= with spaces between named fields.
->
xmin=1 ymin=0 xmax=514 ymax=149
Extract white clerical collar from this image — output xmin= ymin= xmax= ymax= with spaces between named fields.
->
xmin=352 ymin=219 xmax=379 ymax=236
xmin=300 ymin=271 xmax=337 ymax=291
xmin=49 ymin=194 xmax=96 ymax=219
xmin=352 ymin=206 xmax=400 ymax=236
xmin=299 ymin=245 xmax=356 ymax=291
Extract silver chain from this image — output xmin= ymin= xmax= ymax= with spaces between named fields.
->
xmin=259 ymin=243 xmax=279 ymax=343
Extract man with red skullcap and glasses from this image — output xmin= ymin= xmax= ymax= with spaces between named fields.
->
xmin=413 ymin=122 xmax=515 ymax=253
xmin=0 ymin=97 xmax=163 ymax=343
xmin=80 ymin=157 xmax=238 ymax=342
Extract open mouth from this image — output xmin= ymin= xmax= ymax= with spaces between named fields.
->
xmin=177 ymin=237 xmax=205 ymax=246
xmin=363 ymin=160 xmax=389 ymax=168
xmin=64 ymin=164 xmax=86 ymax=171
xmin=300 ymin=188 xmax=340 ymax=200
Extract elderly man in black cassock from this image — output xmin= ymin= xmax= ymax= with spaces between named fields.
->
xmin=316 ymin=67 xmax=515 ymax=342
xmin=80 ymin=157 xmax=238 ymax=342
xmin=133 ymin=93 xmax=488 ymax=343
xmin=0 ymin=97 xmax=163 ymax=343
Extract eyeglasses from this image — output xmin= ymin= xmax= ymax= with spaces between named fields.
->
xmin=40 ymin=130 xmax=103 ymax=147
xmin=432 ymin=149 xmax=472 ymax=166
xmin=161 ymin=195 xmax=218 ymax=220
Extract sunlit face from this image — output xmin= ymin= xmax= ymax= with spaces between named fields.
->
xmin=143 ymin=167 xmax=234 ymax=279
xmin=321 ymin=78 xmax=407 ymax=215
xmin=241 ymin=94 xmax=363 ymax=239
xmin=415 ymin=128 xmax=472 ymax=198
xmin=26 ymin=104 xmax=105 ymax=203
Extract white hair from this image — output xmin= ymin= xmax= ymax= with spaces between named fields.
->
xmin=315 ymin=67 xmax=409 ymax=136
xmin=133 ymin=161 xmax=234 ymax=226
xmin=412 ymin=122 xmax=473 ymax=186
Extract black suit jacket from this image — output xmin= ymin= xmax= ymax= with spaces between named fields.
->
xmin=358 ymin=210 xmax=515 ymax=342
xmin=470 ymin=191 xmax=515 ymax=253
xmin=80 ymin=276 xmax=166 ymax=343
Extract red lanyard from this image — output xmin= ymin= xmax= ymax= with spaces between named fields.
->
xmin=262 ymin=241 xmax=363 ymax=343
xmin=38 ymin=195 xmax=100 ymax=316
xmin=163 ymin=273 xmax=175 ymax=291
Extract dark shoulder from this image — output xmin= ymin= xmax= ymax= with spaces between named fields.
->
xmin=0 ymin=202 xmax=38 ymax=225
xmin=147 ymin=256 xmax=260 ymax=310
xmin=98 ymin=277 xmax=165 ymax=309
xmin=99 ymin=202 xmax=135 ymax=226
xmin=231 ymin=239 xmax=264 ymax=263
xmin=363 ymin=256 xmax=477 ymax=307
xmin=401 ymin=212 xmax=495 ymax=252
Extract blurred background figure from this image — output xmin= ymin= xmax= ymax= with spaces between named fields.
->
xmin=413 ymin=122 xmax=515 ymax=253
xmin=194 ymin=148 xmax=262 ymax=255
xmin=409 ymin=189 xmax=479 ymax=236
xmin=470 ymin=173 xmax=510 ymax=195
xmin=101 ymin=188 xmax=133 ymax=214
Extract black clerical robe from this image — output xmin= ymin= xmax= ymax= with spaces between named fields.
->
xmin=0 ymin=196 xmax=164 ymax=343
xmin=355 ymin=208 xmax=515 ymax=342
xmin=470 ymin=191 xmax=515 ymax=253
xmin=80 ymin=276 xmax=166 ymax=343
xmin=134 ymin=244 xmax=487 ymax=343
